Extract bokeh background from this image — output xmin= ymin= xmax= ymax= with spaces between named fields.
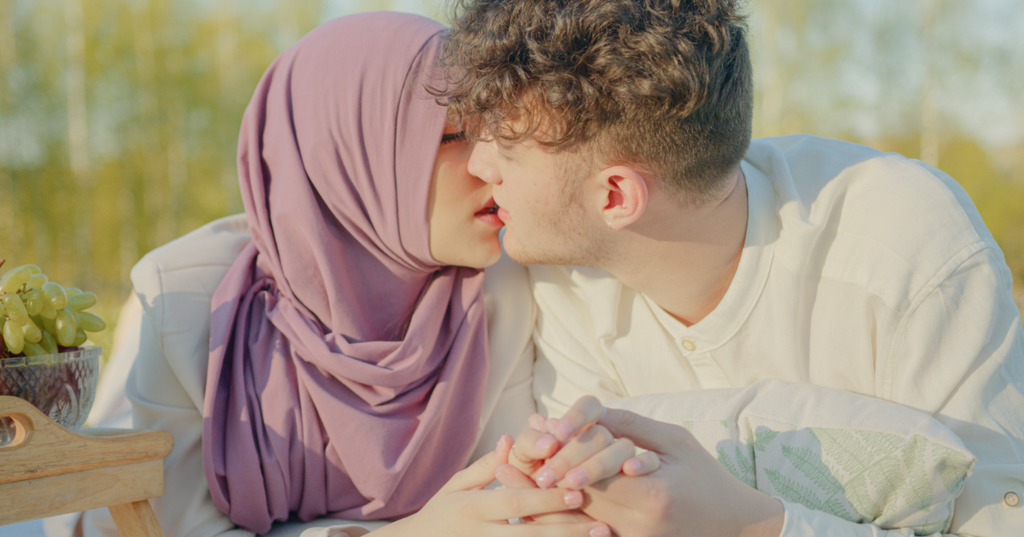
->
xmin=1 ymin=0 xmax=1022 ymax=359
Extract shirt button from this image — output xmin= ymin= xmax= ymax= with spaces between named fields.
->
xmin=1005 ymin=491 xmax=1020 ymax=507
xmin=680 ymin=339 xmax=697 ymax=352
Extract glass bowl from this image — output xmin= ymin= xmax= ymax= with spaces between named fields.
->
xmin=0 ymin=346 xmax=101 ymax=444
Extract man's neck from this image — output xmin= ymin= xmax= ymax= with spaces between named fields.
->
xmin=606 ymin=169 xmax=748 ymax=327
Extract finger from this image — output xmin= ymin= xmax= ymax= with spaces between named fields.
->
xmin=621 ymin=450 xmax=661 ymax=477
xmin=557 ymin=437 xmax=638 ymax=490
xmin=599 ymin=407 xmax=693 ymax=455
xmin=467 ymin=487 xmax=586 ymax=521
xmin=495 ymin=463 xmax=539 ymax=489
xmin=529 ymin=413 xmax=547 ymax=432
xmin=579 ymin=476 xmax=638 ymax=533
xmin=525 ymin=510 xmax=597 ymax=526
xmin=490 ymin=471 xmax=589 ymax=526
xmin=444 ymin=435 xmax=512 ymax=492
xmin=532 ymin=425 xmax=615 ymax=489
xmin=509 ymin=428 xmax=559 ymax=475
xmin=550 ymin=396 xmax=604 ymax=442
xmin=496 ymin=434 xmax=513 ymax=465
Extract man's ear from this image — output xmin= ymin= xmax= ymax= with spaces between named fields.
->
xmin=599 ymin=165 xmax=649 ymax=230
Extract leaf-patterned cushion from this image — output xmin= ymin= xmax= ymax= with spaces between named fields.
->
xmin=604 ymin=379 xmax=975 ymax=535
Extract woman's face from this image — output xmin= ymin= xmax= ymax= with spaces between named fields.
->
xmin=428 ymin=123 xmax=504 ymax=268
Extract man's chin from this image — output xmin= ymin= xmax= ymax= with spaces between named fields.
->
xmin=501 ymin=231 xmax=593 ymax=267
xmin=503 ymin=244 xmax=538 ymax=266
xmin=500 ymin=232 xmax=546 ymax=265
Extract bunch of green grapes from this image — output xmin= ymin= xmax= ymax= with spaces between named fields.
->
xmin=0 ymin=260 xmax=107 ymax=358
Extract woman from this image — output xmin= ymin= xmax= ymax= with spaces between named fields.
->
xmin=83 ymin=11 xmax=610 ymax=537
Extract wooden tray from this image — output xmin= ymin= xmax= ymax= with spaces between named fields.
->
xmin=0 ymin=395 xmax=173 ymax=536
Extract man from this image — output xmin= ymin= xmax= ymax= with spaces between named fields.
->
xmin=435 ymin=0 xmax=1024 ymax=535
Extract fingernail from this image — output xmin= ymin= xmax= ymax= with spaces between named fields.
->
xmin=529 ymin=414 xmax=546 ymax=431
xmin=535 ymin=434 xmax=557 ymax=452
xmin=546 ymin=418 xmax=559 ymax=434
xmin=495 ymin=470 xmax=512 ymax=487
xmin=563 ymin=490 xmax=583 ymax=508
xmin=497 ymin=434 xmax=510 ymax=450
xmin=627 ymin=458 xmax=643 ymax=473
xmin=555 ymin=420 xmax=575 ymax=441
xmin=589 ymin=525 xmax=611 ymax=537
xmin=534 ymin=467 xmax=555 ymax=489
xmin=565 ymin=468 xmax=588 ymax=489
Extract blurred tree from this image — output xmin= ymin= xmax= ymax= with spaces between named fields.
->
xmin=0 ymin=0 xmax=1021 ymax=346
xmin=746 ymin=0 xmax=1024 ymax=312
xmin=0 ymin=0 xmax=327 ymax=354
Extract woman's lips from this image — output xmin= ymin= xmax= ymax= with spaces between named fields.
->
xmin=475 ymin=198 xmax=503 ymax=227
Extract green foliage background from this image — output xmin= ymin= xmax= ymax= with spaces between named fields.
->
xmin=1 ymin=0 xmax=1021 ymax=359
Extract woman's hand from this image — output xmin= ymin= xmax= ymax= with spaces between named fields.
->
xmin=493 ymin=460 xmax=596 ymax=526
xmin=372 ymin=435 xmax=611 ymax=537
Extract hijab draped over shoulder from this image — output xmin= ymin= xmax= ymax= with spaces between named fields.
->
xmin=202 ymin=13 xmax=488 ymax=533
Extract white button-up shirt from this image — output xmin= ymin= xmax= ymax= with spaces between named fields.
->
xmin=530 ymin=135 xmax=1024 ymax=536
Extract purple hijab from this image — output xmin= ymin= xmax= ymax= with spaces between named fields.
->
xmin=202 ymin=13 xmax=488 ymax=533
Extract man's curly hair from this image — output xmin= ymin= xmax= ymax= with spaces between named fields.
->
xmin=434 ymin=0 xmax=753 ymax=204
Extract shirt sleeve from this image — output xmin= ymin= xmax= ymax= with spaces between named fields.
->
xmin=779 ymin=501 xmax=936 ymax=537
xmin=883 ymin=245 xmax=1024 ymax=537
xmin=120 ymin=282 xmax=249 ymax=537
xmin=781 ymin=246 xmax=1024 ymax=537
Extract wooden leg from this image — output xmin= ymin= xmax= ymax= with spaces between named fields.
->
xmin=72 ymin=512 xmax=85 ymax=537
xmin=108 ymin=500 xmax=165 ymax=537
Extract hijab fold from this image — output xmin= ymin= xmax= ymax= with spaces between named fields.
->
xmin=202 ymin=13 xmax=489 ymax=533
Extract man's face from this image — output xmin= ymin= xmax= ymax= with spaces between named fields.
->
xmin=467 ymin=134 xmax=608 ymax=266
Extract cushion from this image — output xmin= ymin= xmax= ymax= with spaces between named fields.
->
xmin=605 ymin=379 xmax=975 ymax=535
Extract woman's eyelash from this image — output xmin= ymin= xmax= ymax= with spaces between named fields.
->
xmin=441 ymin=131 xmax=467 ymax=145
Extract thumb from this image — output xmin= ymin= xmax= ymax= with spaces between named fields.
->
xmin=598 ymin=408 xmax=693 ymax=456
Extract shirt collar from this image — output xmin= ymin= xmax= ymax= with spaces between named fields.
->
xmin=642 ymin=158 xmax=777 ymax=351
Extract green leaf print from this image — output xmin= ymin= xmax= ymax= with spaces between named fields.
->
xmin=811 ymin=428 xmax=908 ymax=519
xmin=718 ymin=445 xmax=744 ymax=484
xmin=780 ymin=445 xmax=846 ymax=497
xmin=935 ymin=445 xmax=972 ymax=495
xmin=903 ymin=437 xmax=935 ymax=514
xmin=709 ymin=422 xmax=966 ymax=533
xmin=752 ymin=428 xmax=779 ymax=453
xmin=734 ymin=442 xmax=756 ymax=484
xmin=717 ymin=441 xmax=755 ymax=488
xmin=764 ymin=468 xmax=824 ymax=509
xmin=813 ymin=428 xmax=903 ymax=476
xmin=764 ymin=468 xmax=856 ymax=520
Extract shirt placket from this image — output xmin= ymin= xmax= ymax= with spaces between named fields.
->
xmin=677 ymin=337 xmax=731 ymax=389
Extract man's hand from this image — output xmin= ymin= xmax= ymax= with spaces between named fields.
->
xmin=579 ymin=408 xmax=785 ymax=537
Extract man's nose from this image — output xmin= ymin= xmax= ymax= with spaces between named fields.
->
xmin=468 ymin=141 xmax=501 ymax=185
